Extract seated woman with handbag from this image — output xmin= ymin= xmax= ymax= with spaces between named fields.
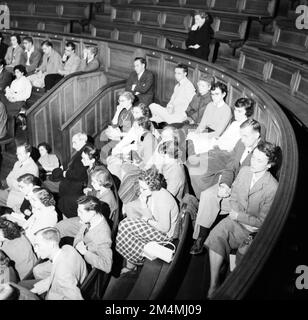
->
xmin=115 ymin=166 xmax=179 ymax=274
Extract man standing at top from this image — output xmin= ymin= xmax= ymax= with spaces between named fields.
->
xmin=149 ymin=64 xmax=195 ymax=124
xmin=125 ymin=57 xmax=154 ymax=106
xmin=44 ymin=41 xmax=81 ymax=90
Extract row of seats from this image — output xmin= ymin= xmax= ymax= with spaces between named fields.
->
xmin=8 ymin=0 xmax=92 ymax=33
xmin=237 ymin=45 xmax=308 ymax=127
xmin=128 ymin=0 xmax=277 ymax=18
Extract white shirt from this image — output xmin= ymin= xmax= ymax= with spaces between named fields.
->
xmin=169 ymin=77 xmax=195 ymax=118
xmin=5 ymin=76 xmax=32 ymax=102
xmin=25 ymin=46 xmax=34 ymax=66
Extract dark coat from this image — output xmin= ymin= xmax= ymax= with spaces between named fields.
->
xmin=185 ymin=21 xmax=214 ymax=60
xmin=58 ymin=145 xmax=88 ymax=218
xmin=0 ymin=68 xmax=13 ymax=92
xmin=125 ymin=69 xmax=155 ymax=106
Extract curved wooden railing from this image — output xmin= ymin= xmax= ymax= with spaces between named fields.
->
xmin=26 ymin=69 xmax=107 ymax=167
xmin=2 ymin=28 xmax=298 ymax=300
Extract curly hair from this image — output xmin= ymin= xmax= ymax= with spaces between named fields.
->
xmin=257 ymin=141 xmax=281 ymax=168
xmin=139 ymin=166 xmax=166 ymax=191
xmin=137 ymin=116 xmax=152 ymax=131
xmin=0 ymin=218 xmax=22 ymax=240
xmin=133 ymin=103 xmax=152 ymax=118
xmin=31 ymin=188 xmax=56 ymax=207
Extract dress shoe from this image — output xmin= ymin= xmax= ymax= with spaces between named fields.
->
xmin=190 ymin=237 xmax=205 ymax=255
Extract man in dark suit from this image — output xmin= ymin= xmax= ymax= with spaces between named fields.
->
xmin=21 ymin=36 xmax=42 ymax=76
xmin=190 ymin=119 xmax=262 ymax=255
xmin=58 ymin=132 xmax=89 ymax=218
xmin=125 ymin=57 xmax=154 ymax=106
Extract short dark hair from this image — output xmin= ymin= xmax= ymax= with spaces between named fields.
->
xmin=32 ymin=188 xmax=56 ymax=207
xmin=256 ymin=141 xmax=280 ymax=167
xmin=77 ymin=195 xmax=102 ymax=214
xmin=234 ymin=98 xmax=255 ymax=118
xmin=0 ymin=58 xmax=6 ymax=68
xmin=41 ymin=40 xmax=53 ymax=48
xmin=133 ymin=103 xmax=152 ymax=118
xmin=91 ymin=168 xmax=113 ymax=189
xmin=175 ymin=63 xmax=188 ymax=75
xmin=17 ymin=173 xmax=40 ymax=186
xmin=11 ymin=33 xmax=21 ymax=45
xmin=65 ymin=41 xmax=76 ymax=51
xmin=0 ymin=218 xmax=22 ymax=240
xmin=38 ymin=142 xmax=52 ymax=154
xmin=137 ymin=116 xmax=152 ymax=131
xmin=139 ymin=166 xmax=165 ymax=191
xmin=134 ymin=57 xmax=146 ymax=68
xmin=13 ymin=64 xmax=27 ymax=76
xmin=82 ymin=144 xmax=101 ymax=163
xmin=17 ymin=142 xmax=32 ymax=154
xmin=23 ymin=36 xmax=33 ymax=44
xmin=211 ymin=81 xmax=228 ymax=100
xmin=240 ymin=118 xmax=261 ymax=134
xmin=158 ymin=140 xmax=180 ymax=159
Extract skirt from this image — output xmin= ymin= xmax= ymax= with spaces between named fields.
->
xmin=116 ymin=218 xmax=170 ymax=265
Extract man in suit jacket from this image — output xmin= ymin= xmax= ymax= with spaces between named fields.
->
xmin=21 ymin=37 xmax=42 ymax=75
xmin=125 ymin=57 xmax=154 ymax=106
xmin=205 ymin=142 xmax=279 ymax=298
xmin=27 ymin=40 xmax=62 ymax=88
xmin=34 ymin=195 xmax=113 ymax=280
xmin=30 ymin=227 xmax=87 ymax=300
xmin=44 ymin=41 xmax=81 ymax=91
xmin=80 ymin=46 xmax=100 ymax=72
xmin=190 ymin=119 xmax=261 ymax=255
xmin=58 ymin=133 xmax=88 ymax=218
xmin=0 ymin=32 xmax=8 ymax=60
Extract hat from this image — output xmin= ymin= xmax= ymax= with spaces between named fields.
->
xmin=49 ymin=167 xmax=64 ymax=182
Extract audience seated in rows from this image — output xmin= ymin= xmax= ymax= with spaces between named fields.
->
xmin=190 ymin=119 xmax=262 ymax=255
xmin=125 ymin=57 xmax=155 ymax=106
xmin=116 ymin=167 xmax=179 ymax=273
xmin=44 ymin=41 xmax=81 ymax=90
xmin=0 ymin=143 xmax=39 ymax=210
xmin=206 ymin=142 xmax=279 ymax=298
xmin=187 ymin=98 xmax=256 ymax=198
xmin=27 ymin=40 xmax=62 ymax=89
xmin=36 ymin=196 xmax=112 ymax=279
xmin=150 ymin=64 xmax=195 ymax=124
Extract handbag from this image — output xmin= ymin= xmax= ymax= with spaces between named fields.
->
xmin=143 ymin=241 xmax=176 ymax=263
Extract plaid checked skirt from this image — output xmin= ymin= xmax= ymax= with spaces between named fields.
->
xmin=116 ymin=218 xmax=170 ymax=264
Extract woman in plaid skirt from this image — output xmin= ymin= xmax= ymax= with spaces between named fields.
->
xmin=116 ymin=166 xmax=179 ymax=273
